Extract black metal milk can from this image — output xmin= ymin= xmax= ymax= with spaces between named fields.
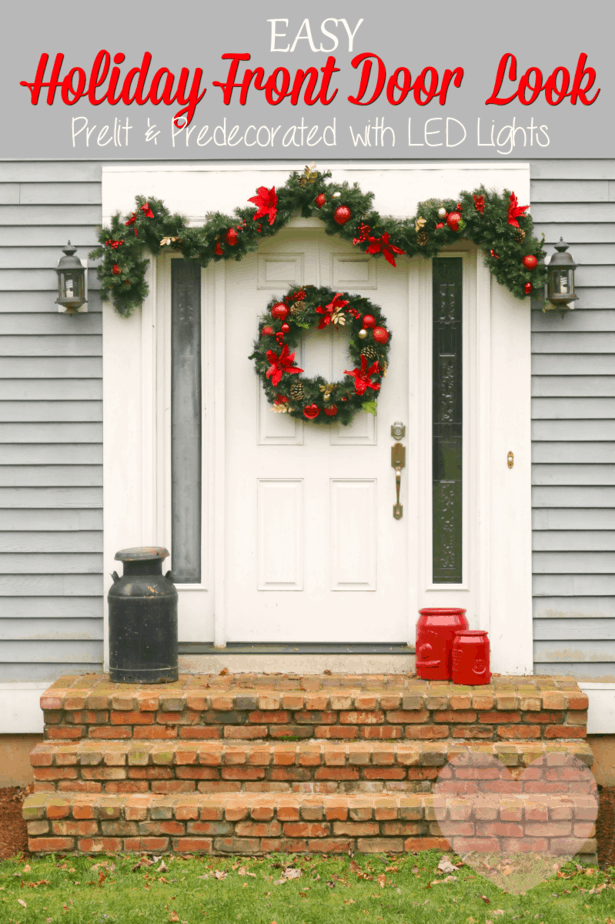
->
xmin=108 ymin=547 xmax=178 ymax=683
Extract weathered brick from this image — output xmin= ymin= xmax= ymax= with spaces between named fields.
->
xmin=27 ymin=820 xmax=50 ymax=835
xmin=478 ymin=711 xmax=521 ymax=724
xmin=236 ymin=821 xmax=282 ymax=837
xmin=139 ymin=821 xmax=185 ymax=836
xmin=544 ymin=725 xmax=586 ymax=739
xmin=180 ymin=727 xmax=221 ymax=740
xmin=308 ymin=837 xmax=353 ymax=853
xmin=361 ymin=726 xmax=404 ymax=739
xmin=214 ymin=836 xmax=261 ymax=854
xmin=404 ymin=726 xmax=449 ymax=740
xmin=34 ymin=768 xmax=78 ymax=781
xmin=78 ymin=837 xmax=122 ymax=853
xmin=340 ymin=711 xmax=384 ymax=725
xmin=29 ymin=836 xmax=74 ymax=852
xmin=314 ymin=726 xmax=358 ymax=739
xmin=47 ymin=726 xmax=85 ymax=740
xmin=90 ymin=726 xmax=132 ymax=739
xmin=133 ymin=726 xmax=178 ymax=739
xmin=357 ymin=837 xmax=404 ymax=853
xmin=283 ymin=822 xmax=329 ymax=838
xmin=434 ymin=710 xmax=477 ymax=724
xmin=125 ymin=836 xmax=171 ymax=852
xmin=53 ymin=820 xmax=99 ymax=836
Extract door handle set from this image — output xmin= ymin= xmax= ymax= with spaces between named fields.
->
xmin=391 ymin=422 xmax=406 ymax=520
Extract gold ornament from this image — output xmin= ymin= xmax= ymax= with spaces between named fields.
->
xmin=514 ymin=228 xmax=526 ymax=244
xmin=272 ymin=403 xmax=293 ymax=414
xmin=319 ymin=383 xmax=335 ymax=402
xmin=381 ymin=361 xmax=388 ymax=378
xmin=290 ymin=382 xmax=305 ymax=401
xmin=358 ymin=328 xmax=367 ymax=339
xmin=330 ymin=307 xmax=346 ymax=326
xmin=415 ymin=217 xmax=427 ymax=232
xmin=299 ymin=163 xmax=319 ymax=187
xmin=161 ymin=236 xmax=182 ymax=247
xmin=417 ymin=230 xmax=429 ymax=246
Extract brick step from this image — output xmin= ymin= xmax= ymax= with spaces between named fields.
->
xmin=30 ymin=739 xmax=594 ymax=795
xmin=41 ymin=674 xmax=589 ymax=743
xmin=23 ymin=790 xmax=598 ymax=861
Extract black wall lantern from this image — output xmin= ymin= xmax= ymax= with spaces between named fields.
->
xmin=545 ymin=238 xmax=578 ymax=313
xmin=55 ymin=241 xmax=87 ymax=312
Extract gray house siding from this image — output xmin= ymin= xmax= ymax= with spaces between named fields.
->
xmin=0 ymin=162 xmax=103 ymax=681
xmin=531 ymin=160 xmax=615 ymax=681
xmin=0 ymin=158 xmax=613 ymax=682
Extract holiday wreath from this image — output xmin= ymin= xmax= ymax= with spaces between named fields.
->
xmin=249 ymin=285 xmax=391 ymax=426
xmin=90 ymin=165 xmax=547 ymax=318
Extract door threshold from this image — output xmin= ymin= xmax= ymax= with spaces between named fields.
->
xmin=177 ymin=643 xmax=416 ymax=675
xmin=179 ymin=643 xmax=415 ymax=655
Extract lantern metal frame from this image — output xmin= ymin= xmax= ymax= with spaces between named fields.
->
xmin=543 ymin=237 xmax=578 ymax=314
xmin=55 ymin=241 xmax=88 ymax=313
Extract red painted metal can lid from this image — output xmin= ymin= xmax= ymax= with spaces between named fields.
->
xmin=454 ymin=630 xmax=488 ymax=636
xmin=418 ymin=608 xmax=467 ymax=616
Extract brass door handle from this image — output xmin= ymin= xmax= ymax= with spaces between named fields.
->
xmin=391 ymin=441 xmax=406 ymax=519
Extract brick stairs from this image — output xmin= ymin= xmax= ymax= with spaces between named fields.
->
xmin=23 ymin=672 xmax=598 ymax=860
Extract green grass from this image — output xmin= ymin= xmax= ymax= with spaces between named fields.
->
xmin=0 ymin=851 xmax=614 ymax=924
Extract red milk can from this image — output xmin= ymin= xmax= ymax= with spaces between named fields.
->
xmin=452 ymin=630 xmax=491 ymax=685
xmin=416 ymin=607 xmax=469 ymax=680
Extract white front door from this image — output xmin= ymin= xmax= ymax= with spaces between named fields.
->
xmin=223 ymin=224 xmax=412 ymax=642
xmin=103 ymin=163 xmax=533 ymax=672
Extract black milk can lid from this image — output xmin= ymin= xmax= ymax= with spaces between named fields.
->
xmin=114 ymin=546 xmax=170 ymax=562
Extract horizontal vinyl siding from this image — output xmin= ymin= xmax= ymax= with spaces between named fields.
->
xmin=531 ymin=160 xmax=615 ymax=682
xmin=0 ymin=163 xmax=103 ymax=682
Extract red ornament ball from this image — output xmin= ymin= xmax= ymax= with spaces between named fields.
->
xmin=524 ymin=282 xmax=533 ymax=295
xmin=281 ymin=322 xmax=290 ymax=333
xmin=261 ymin=326 xmax=274 ymax=337
xmin=362 ymin=314 xmax=376 ymax=329
xmin=522 ymin=254 xmax=538 ymax=270
xmin=324 ymin=406 xmax=338 ymax=417
xmin=112 ymin=265 xmax=120 ymax=275
xmin=435 ymin=222 xmax=445 ymax=229
xmin=304 ymin=404 xmax=320 ymax=419
xmin=225 ymin=228 xmax=238 ymax=246
xmin=373 ymin=326 xmax=389 ymax=345
xmin=334 ymin=205 xmax=352 ymax=226
xmin=215 ymin=243 xmax=224 ymax=255
xmin=271 ymin=302 xmax=289 ymax=321
xmin=315 ymin=193 xmax=326 ymax=209
xmin=446 ymin=211 xmax=461 ymax=230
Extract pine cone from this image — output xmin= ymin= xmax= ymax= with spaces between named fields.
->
xmin=514 ymin=228 xmax=526 ymax=244
xmin=417 ymin=230 xmax=429 ymax=246
xmin=361 ymin=346 xmax=378 ymax=362
xmin=289 ymin=303 xmax=304 ymax=317
xmin=290 ymin=382 xmax=305 ymax=401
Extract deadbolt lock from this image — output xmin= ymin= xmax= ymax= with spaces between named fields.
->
xmin=391 ymin=421 xmax=406 ymax=440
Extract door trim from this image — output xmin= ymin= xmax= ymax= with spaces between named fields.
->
xmin=102 ymin=162 xmax=532 ymax=672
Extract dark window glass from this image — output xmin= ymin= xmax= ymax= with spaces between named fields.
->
xmin=432 ymin=258 xmax=462 ymax=583
xmin=171 ymin=260 xmax=202 ymax=583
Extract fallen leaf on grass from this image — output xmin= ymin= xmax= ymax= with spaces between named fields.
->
xmin=377 ymin=874 xmax=386 ymax=889
xmin=17 ymin=899 xmax=26 ymax=908
xmin=213 ymin=870 xmax=228 ymax=880
xmin=481 ymin=896 xmax=491 ymax=904
xmin=157 ymin=860 xmax=168 ymax=873
xmin=438 ymin=856 xmax=460 ymax=874
xmin=169 ymin=913 xmax=180 ymax=922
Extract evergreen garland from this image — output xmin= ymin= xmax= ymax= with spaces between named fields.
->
xmin=90 ymin=166 xmax=547 ymax=318
xmin=248 ymin=285 xmax=391 ymax=426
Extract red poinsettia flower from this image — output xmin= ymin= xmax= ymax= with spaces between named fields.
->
xmin=248 ymin=186 xmax=278 ymax=226
xmin=140 ymin=202 xmax=154 ymax=218
xmin=274 ymin=394 xmax=289 ymax=405
xmin=507 ymin=192 xmax=529 ymax=227
xmin=344 ymin=355 xmax=381 ymax=396
xmin=365 ymin=232 xmax=406 ymax=267
xmin=265 ymin=344 xmax=303 ymax=388
xmin=473 ymin=194 xmax=485 ymax=216
xmin=125 ymin=212 xmax=138 ymax=237
xmin=315 ymin=292 xmax=349 ymax=329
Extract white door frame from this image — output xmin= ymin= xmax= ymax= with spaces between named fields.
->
xmin=102 ymin=162 xmax=533 ymax=674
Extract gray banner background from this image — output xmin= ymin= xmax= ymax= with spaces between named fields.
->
xmin=1 ymin=0 xmax=612 ymax=159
